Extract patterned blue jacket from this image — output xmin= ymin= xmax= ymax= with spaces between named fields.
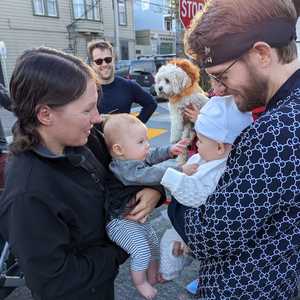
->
xmin=168 ymin=70 xmax=300 ymax=300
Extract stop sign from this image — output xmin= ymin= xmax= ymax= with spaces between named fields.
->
xmin=179 ymin=0 xmax=206 ymax=29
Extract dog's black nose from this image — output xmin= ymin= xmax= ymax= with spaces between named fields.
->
xmin=158 ymin=86 xmax=163 ymax=91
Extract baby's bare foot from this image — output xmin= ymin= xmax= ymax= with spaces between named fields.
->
xmin=136 ymin=281 xmax=157 ymax=299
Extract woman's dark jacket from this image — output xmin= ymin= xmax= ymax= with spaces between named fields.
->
xmin=0 ymin=127 xmax=163 ymax=300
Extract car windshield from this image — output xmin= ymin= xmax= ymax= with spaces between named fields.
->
xmin=130 ymin=60 xmax=156 ymax=74
xmin=116 ymin=60 xmax=130 ymax=70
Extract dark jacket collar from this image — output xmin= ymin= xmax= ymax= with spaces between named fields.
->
xmin=31 ymin=144 xmax=105 ymax=179
xmin=32 ymin=144 xmax=85 ymax=165
xmin=266 ymin=68 xmax=300 ymax=112
xmin=32 ymin=144 xmax=66 ymax=159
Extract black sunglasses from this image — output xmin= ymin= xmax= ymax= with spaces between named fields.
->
xmin=94 ymin=57 xmax=113 ymax=66
xmin=206 ymin=58 xmax=240 ymax=88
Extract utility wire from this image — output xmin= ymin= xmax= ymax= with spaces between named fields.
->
xmin=134 ymin=0 xmax=176 ymax=13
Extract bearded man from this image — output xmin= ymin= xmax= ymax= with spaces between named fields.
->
xmin=168 ymin=0 xmax=300 ymax=299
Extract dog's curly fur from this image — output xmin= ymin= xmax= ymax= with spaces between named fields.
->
xmin=155 ymin=59 xmax=208 ymax=161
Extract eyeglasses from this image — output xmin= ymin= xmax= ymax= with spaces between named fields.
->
xmin=206 ymin=58 xmax=239 ymax=88
xmin=94 ymin=57 xmax=113 ymax=66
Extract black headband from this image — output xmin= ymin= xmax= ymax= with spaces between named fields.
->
xmin=200 ymin=18 xmax=297 ymax=68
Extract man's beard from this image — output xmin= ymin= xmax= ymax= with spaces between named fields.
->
xmin=228 ymin=64 xmax=267 ymax=112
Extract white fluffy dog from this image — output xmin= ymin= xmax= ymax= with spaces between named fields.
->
xmin=155 ymin=59 xmax=208 ymax=161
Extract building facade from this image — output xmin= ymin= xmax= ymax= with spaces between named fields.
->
xmin=135 ymin=29 xmax=176 ymax=56
xmin=134 ymin=0 xmax=177 ymax=57
xmin=0 ymin=0 xmax=136 ymax=85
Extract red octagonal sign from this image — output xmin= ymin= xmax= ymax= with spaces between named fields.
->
xmin=179 ymin=0 xmax=206 ymax=29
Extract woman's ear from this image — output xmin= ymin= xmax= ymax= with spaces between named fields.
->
xmin=111 ymin=143 xmax=123 ymax=156
xmin=36 ymin=105 xmax=52 ymax=126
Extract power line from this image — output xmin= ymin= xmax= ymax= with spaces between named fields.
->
xmin=134 ymin=0 xmax=176 ymax=13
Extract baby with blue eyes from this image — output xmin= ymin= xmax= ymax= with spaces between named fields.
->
xmin=102 ymin=113 xmax=187 ymax=300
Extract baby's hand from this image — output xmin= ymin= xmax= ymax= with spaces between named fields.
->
xmin=170 ymin=139 xmax=190 ymax=156
xmin=182 ymin=163 xmax=198 ymax=175
xmin=172 ymin=241 xmax=190 ymax=256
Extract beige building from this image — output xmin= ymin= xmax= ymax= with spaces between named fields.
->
xmin=135 ymin=29 xmax=176 ymax=57
xmin=0 ymin=0 xmax=136 ymax=85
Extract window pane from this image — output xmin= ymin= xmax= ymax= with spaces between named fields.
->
xmin=73 ymin=0 xmax=85 ymax=18
xmin=118 ymin=0 xmax=127 ymax=25
xmin=86 ymin=0 xmax=93 ymax=20
xmin=33 ymin=0 xmax=45 ymax=15
xmin=164 ymin=16 xmax=172 ymax=31
xmin=47 ymin=0 xmax=58 ymax=16
xmin=93 ymin=0 xmax=101 ymax=20
xmin=120 ymin=12 xmax=126 ymax=25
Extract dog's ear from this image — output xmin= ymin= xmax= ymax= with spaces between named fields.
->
xmin=173 ymin=70 xmax=191 ymax=94
xmin=181 ymin=72 xmax=191 ymax=89
xmin=170 ymin=59 xmax=200 ymax=87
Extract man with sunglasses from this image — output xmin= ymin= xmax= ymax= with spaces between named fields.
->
xmin=87 ymin=40 xmax=157 ymax=123
xmin=168 ymin=0 xmax=300 ymax=299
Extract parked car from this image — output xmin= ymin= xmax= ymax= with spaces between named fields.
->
xmin=115 ymin=59 xmax=131 ymax=78
xmin=115 ymin=59 xmax=156 ymax=97
xmin=116 ymin=55 xmax=176 ymax=101
xmin=128 ymin=60 xmax=156 ymax=92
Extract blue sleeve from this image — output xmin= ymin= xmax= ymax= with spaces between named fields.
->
xmin=111 ymin=160 xmax=168 ymax=186
xmin=129 ymin=80 xmax=157 ymax=123
xmin=145 ymin=146 xmax=171 ymax=165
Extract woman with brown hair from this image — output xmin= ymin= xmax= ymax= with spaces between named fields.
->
xmin=0 ymin=47 xmax=163 ymax=300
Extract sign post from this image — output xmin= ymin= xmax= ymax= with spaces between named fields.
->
xmin=179 ymin=0 xmax=206 ymax=29
xmin=0 ymin=41 xmax=8 ymax=87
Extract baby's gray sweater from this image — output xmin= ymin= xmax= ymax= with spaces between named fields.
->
xmin=109 ymin=146 xmax=179 ymax=186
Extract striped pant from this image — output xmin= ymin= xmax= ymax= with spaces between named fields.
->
xmin=106 ymin=218 xmax=159 ymax=272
